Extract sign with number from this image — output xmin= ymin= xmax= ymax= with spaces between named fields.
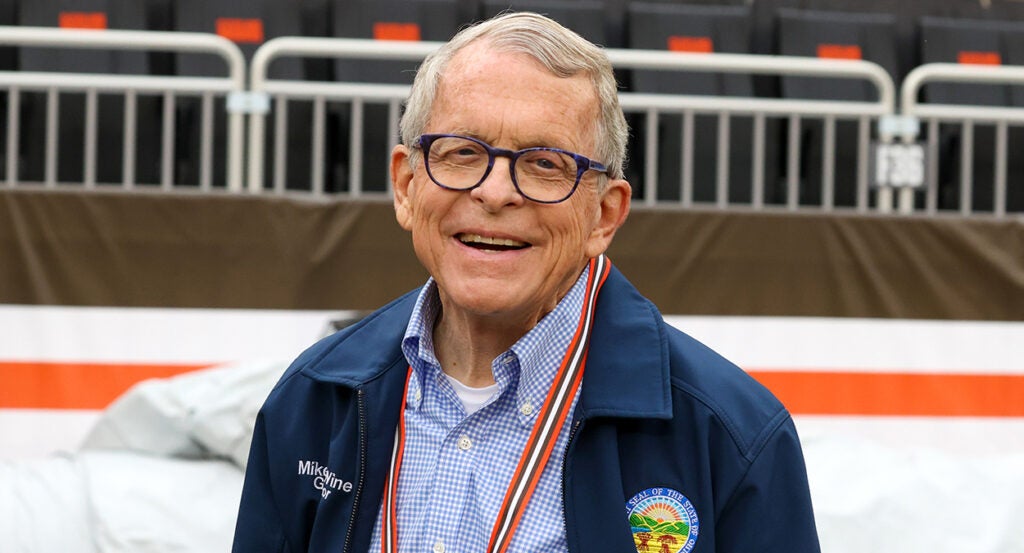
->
xmin=871 ymin=142 xmax=925 ymax=188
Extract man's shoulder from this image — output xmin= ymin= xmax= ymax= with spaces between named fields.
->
xmin=663 ymin=322 xmax=790 ymax=458
xmin=592 ymin=266 xmax=789 ymax=452
xmin=273 ymin=289 xmax=421 ymax=392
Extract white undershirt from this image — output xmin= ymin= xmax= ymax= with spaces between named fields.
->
xmin=444 ymin=373 xmax=500 ymax=415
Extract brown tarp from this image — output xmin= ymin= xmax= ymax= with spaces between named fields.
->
xmin=1 ymin=189 xmax=1022 ymax=320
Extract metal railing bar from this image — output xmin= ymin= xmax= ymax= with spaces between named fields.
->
xmin=200 ymin=92 xmax=214 ymax=192
xmin=681 ymin=110 xmax=693 ymax=208
xmin=122 ymin=91 xmax=136 ymax=188
xmin=716 ymin=113 xmax=730 ymax=209
xmin=856 ymin=116 xmax=869 ymax=212
xmin=251 ymin=37 xmax=440 ymax=72
xmin=6 ymin=87 xmax=19 ymax=186
xmin=312 ymin=96 xmax=326 ymax=196
xmin=907 ymin=104 xmax=1024 ymax=124
xmin=608 ymin=49 xmax=893 ymax=108
xmin=160 ymin=91 xmax=174 ymax=190
xmin=643 ymin=109 xmax=657 ymax=206
xmin=226 ymin=111 xmax=245 ymax=193
xmin=787 ymin=115 xmax=800 ymax=211
xmin=0 ymin=26 xmax=244 ymax=74
xmin=0 ymin=72 xmax=235 ymax=94
xmin=995 ymin=122 xmax=1007 ymax=218
xmin=960 ymin=122 xmax=973 ymax=216
xmin=926 ymin=119 xmax=940 ymax=215
xmin=822 ymin=115 xmax=836 ymax=211
xmin=620 ymin=94 xmax=888 ymax=118
xmin=902 ymin=62 xmax=1024 ymax=113
xmin=752 ymin=113 xmax=765 ymax=209
xmin=274 ymin=96 xmax=287 ymax=194
xmin=84 ymin=89 xmax=97 ymax=188
xmin=259 ymin=81 xmax=409 ymax=102
xmin=45 ymin=88 xmax=58 ymax=187
xmin=387 ymin=99 xmax=401 ymax=195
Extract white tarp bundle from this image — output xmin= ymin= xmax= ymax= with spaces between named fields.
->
xmin=0 ymin=360 xmax=284 ymax=553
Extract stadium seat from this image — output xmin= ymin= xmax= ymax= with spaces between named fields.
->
xmin=919 ymin=16 xmax=1024 ymax=212
xmin=777 ymin=8 xmax=899 ymax=208
xmin=793 ymin=0 xmax=981 ymax=84
xmin=919 ymin=17 xmax=1008 ymax=106
xmin=173 ymin=0 xmax=311 ymax=190
xmin=627 ymin=2 xmax=779 ymax=205
xmin=778 ymin=9 xmax=899 ymax=101
xmin=15 ymin=0 xmax=155 ymax=185
xmin=330 ymin=0 xmax=465 ymax=193
xmin=482 ymin=0 xmax=607 ymax=45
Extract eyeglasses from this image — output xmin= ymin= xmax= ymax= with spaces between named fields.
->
xmin=413 ymin=133 xmax=608 ymax=204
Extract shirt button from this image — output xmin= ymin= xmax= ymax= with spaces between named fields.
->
xmin=457 ymin=435 xmax=472 ymax=451
xmin=413 ymin=389 xmax=422 ymax=402
xmin=432 ymin=540 xmax=445 ymax=553
xmin=520 ymin=400 xmax=535 ymax=416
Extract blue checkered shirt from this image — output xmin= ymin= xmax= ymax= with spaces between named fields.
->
xmin=368 ymin=269 xmax=589 ymax=553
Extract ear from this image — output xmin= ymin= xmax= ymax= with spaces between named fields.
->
xmin=584 ymin=177 xmax=632 ymax=259
xmin=391 ymin=144 xmax=415 ymax=231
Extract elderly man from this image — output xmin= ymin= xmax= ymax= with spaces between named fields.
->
xmin=232 ymin=11 xmax=820 ymax=553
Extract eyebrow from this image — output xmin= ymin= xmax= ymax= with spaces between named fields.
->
xmin=439 ymin=130 xmax=579 ymax=153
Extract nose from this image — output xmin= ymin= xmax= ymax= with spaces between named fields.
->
xmin=469 ymin=155 xmax=524 ymax=211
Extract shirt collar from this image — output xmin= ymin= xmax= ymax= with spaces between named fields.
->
xmin=401 ymin=279 xmax=442 ymax=410
xmin=507 ymin=271 xmax=586 ymax=425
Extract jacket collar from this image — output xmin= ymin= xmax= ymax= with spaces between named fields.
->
xmin=300 ymin=290 xmax=418 ymax=387
xmin=577 ymin=264 xmax=673 ymax=421
xmin=301 ymin=264 xmax=673 ymax=420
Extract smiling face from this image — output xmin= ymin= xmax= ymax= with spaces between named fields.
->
xmin=392 ymin=42 xmax=631 ymax=334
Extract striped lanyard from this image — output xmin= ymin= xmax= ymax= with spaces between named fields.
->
xmin=381 ymin=255 xmax=611 ymax=553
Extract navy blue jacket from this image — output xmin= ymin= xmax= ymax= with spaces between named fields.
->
xmin=232 ymin=266 xmax=820 ymax=552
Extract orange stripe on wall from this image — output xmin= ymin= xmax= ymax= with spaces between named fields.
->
xmin=4 ymin=363 xmax=1023 ymax=416
xmin=0 ymin=362 xmax=214 ymax=410
xmin=749 ymin=370 xmax=1024 ymax=417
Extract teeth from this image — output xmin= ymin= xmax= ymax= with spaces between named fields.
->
xmin=459 ymin=234 xmax=527 ymax=248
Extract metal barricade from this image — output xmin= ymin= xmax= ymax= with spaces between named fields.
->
xmin=248 ymin=38 xmax=895 ymax=212
xmin=608 ymin=49 xmax=895 ymax=211
xmin=901 ymin=62 xmax=1024 ymax=218
xmin=247 ymin=37 xmax=438 ymax=195
xmin=0 ymin=26 xmax=247 ymax=192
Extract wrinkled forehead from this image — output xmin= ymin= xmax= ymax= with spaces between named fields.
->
xmin=432 ymin=42 xmax=600 ymax=145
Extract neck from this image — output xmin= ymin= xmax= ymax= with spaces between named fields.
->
xmin=433 ymin=310 xmax=531 ymax=388
xmin=431 ymin=263 xmax=589 ymax=387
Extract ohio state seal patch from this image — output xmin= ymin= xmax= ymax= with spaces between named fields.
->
xmin=626 ymin=487 xmax=699 ymax=553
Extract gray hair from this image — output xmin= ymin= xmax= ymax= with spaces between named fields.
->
xmin=399 ymin=11 xmax=628 ymax=180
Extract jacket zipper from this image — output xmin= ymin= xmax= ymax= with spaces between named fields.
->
xmin=560 ymin=418 xmax=584 ymax=553
xmin=342 ymin=388 xmax=368 ymax=553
